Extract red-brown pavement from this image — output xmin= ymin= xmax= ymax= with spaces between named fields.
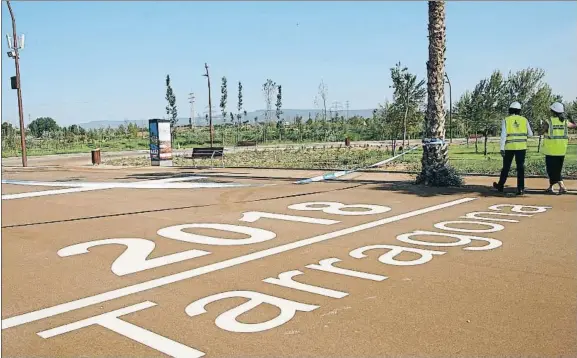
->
xmin=1 ymin=165 xmax=576 ymax=357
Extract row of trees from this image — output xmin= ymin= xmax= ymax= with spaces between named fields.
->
xmin=3 ymin=66 xmax=574 ymax=152
xmin=453 ymin=68 xmax=573 ymax=155
xmin=1 ymin=117 xmax=141 ymax=150
xmin=369 ymin=64 xmax=576 ymax=157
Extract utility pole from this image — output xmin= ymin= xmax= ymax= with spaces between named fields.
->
xmin=445 ymin=72 xmax=452 ymax=143
xmin=202 ymin=63 xmax=214 ymax=146
xmin=6 ymin=0 xmax=27 ymax=167
xmin=345 ymin=100 xmax=350 ymax=120
xmin=188 ymin=92 xmax=195 ymax=129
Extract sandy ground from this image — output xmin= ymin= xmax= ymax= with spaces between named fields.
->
xmin=1 ymin=164 xmax=576 ymax=357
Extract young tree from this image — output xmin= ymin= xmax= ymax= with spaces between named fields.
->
xmin=165 ymin=75 xmax=178 ymax=140
xmin=275 ymin=85 xmax=283 ymax=140
xmin=127 ymin=122 xmax=139 ymax=138
xmin=474 ymin=71 xmax=507 ymax=156
xmin=314 ymin=80 xmax=328 ymax=121
xmin=275 ymin=85 xmax=283 ymax=120
xmin=453 ymin=90 xmax=473 ymax=146
xmin=389 ymin=62 xmax=426 ymax=146
xmin=220 ymin=76 xmax=228 ymax=123
xmin=417 ymin=1 xmax=462 ymax=186
xmin=262 ymin=79 xmax=276 ymax=124
xmin=237 ymin=81 xmax=243 ymax=124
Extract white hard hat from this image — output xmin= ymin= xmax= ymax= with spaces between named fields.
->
xmin=509 ymin=101 xmax=522 ymax=110
xmin=550 ymin=102 xmax=564 ymax=114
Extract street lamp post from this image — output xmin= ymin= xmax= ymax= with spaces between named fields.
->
xmin=202 ymin=63 xmax=214 ymax=147
xmin=188 ymin=92 xmax=195 ymax=129
xmin=6 ymin=0 xmax=27 ymax=167
xmin=444 ymin=72 xmax=452 ymax=143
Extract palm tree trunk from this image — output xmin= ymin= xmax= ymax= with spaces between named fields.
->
xmin=419 ymin=0 xmax=449 ymax=184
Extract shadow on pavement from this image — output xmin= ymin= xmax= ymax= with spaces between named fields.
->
xmin=116 ymin=172 xmax=300 ymax=183
xmin=370 ymin=181 xmax=576 ymax=198
xmin=116 ymin=171 xmax=406 ymax=185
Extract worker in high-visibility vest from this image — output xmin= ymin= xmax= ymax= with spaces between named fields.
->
xmin=493 ymin=101 xmax=533 ymax=195
xmin=540 ymin=102 xmax=576 ymax=195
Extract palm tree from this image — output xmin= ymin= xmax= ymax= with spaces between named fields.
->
xmin=417 ymin=1 xmax=462 ymax=186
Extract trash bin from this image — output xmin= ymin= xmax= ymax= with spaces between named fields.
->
xmin=91 ymin=148 xmax=101 ymax=165
xmin=345 ymin=137 xmax=351 ymax=147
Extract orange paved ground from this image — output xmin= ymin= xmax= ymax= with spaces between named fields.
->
xmin=1 ymin=166 xmax=576 ymax=357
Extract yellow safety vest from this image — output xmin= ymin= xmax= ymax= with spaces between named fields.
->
xmin=542 ymin=116 xmax=568 ymax=156
xmin=504 ymin=115 xmax=528 ymax=150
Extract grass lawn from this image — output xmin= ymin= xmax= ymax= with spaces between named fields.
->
xmin=103 ymin=138 xmax=576 ymax=179
xmin=105 ymin=145 xmax=394 ymax=170
xmin=446 ymin=139 xmax=576 ymax=177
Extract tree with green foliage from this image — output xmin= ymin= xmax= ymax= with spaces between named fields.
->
xmin=526 ymin=84 xmax=556 ymax=151
xmin=28 ymin=117 xmax=59 ymax=138
xmin=165 ymin=75 xmax=178 ymax=139
xmin=127 ymin=122 xmax=139 ymax=138
xmin=262 ymin=79 xmax=276 ymax=124
xmin=453 ymin=90 xmax=472 ymax=145
xmin=237 ymin=81 xmax=243 ymax=123
xmin=566 ymin=98 xmax=577 ymax=121
xmin=1 ymin=122 xmax=18 ymax=149
xmin=275 ymin=85 xmax=283 ymax=120
xmin=314 ymin=80 xmax=328 ymax=121
xmin=220 ymin=76 xmax=228 ymax=122
xmin=506 ymin=68 xmax=545 ymax=110
xmin=275 ymin=85 xmax=284 ymax=141
xmin=389 ymin=62 xmax=426 ymax=147
xmin=478 ymin=71 xmax=507 ymax=156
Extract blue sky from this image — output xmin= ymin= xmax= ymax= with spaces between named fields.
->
xmin=2 ymin=1 xmax=576 ymax=126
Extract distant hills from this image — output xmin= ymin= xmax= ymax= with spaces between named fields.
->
xmin=77 ymin=109 xmax=376 ymax=130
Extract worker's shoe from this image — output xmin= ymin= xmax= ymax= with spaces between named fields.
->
xmin=492 ymin=182 xmax=503 ymax=192
xmin=516 ymin=189 xmax=525 ymax=196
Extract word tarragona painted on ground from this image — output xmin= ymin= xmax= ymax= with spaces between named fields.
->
xmin=4 ymin=200 xmax=551 ymax=357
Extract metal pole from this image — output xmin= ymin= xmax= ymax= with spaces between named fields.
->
xmin=203 ymin=63 xmax=214 ymax=147
xmin=445 ymin=72 xmax=452 ymax=143
xmin=188 ymin=92 xmax=195 ymax=129
xmin=6 ymin=0 xmax=27 ymax=167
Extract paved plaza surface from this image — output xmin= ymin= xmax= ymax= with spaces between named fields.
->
xmin=1 ymin=164 xmax=576 ymax=357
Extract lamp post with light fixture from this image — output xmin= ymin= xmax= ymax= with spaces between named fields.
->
xmin=6 ymin=0 xmax=27 ymax=167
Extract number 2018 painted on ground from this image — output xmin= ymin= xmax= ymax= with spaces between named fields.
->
xmin=57 ymin=202 xmax=392 ymax=276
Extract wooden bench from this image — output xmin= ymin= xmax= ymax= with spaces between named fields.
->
xmin=184 ymin=147 xmax=224 ymax=167
xmin=237 ymin=140 xmax=257 ymax=147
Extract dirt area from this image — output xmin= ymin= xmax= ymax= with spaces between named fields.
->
xmin=1 ymin=165 xmax=575 ymax=357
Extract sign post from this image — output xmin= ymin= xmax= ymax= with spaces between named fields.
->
xmin=148 ymin=119 xmax=173 ymax=166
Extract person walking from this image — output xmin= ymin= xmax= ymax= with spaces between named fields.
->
xmin=541 ymin=102 xmax=576 ymax=194
xmin=493 ymin=101 xmax=533 ymax=195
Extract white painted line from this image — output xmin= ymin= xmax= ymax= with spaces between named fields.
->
xmin=1 ymin=197 xmax=476 ymax=330
xmin=1 ymin=187 xmax=108 ymax=200
xmin=1 ymin=179 xmax=246 ymax=189
xmin=1 ymin=177 xmax=252 ymax=200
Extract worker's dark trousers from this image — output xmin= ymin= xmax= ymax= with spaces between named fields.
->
xmin=545 ymin=155 xmax=565 ymax=185
xmin=497 ymin=149 xmax=526 ymax=190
